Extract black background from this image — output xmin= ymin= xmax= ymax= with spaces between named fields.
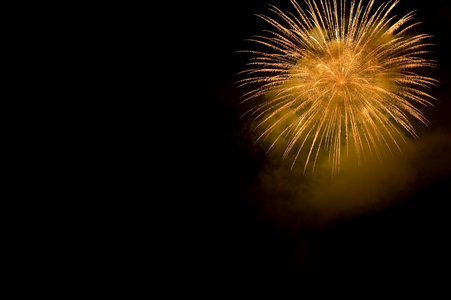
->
xmin=177 ymin=0 xmax=451 ymax=284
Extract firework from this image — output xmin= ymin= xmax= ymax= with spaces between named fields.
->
xmin=238 ymin=0 xmax=438 ymax=172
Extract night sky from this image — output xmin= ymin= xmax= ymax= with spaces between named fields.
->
xmin=179 ymin=0 xmax=451 ymax=284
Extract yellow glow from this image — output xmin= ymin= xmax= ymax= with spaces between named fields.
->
xmin=238 ymin=0 xmax=438 ymax=173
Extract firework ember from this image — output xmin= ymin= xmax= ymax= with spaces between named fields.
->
xmin=238 ymin=0 xmax=438 ymax=173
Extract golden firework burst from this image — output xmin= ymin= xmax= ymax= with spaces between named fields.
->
xmin=238 ymin=0 xmax=438 ymax=173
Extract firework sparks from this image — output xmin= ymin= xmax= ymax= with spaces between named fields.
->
xmin=238 ymin=0 xmax=438 ymax=173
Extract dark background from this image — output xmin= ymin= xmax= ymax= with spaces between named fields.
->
xmin=178 ymin=0 xmax=451 ymax=283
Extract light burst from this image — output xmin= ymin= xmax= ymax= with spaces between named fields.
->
xmin=238 ymin=0 xmax=438 ymax=172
